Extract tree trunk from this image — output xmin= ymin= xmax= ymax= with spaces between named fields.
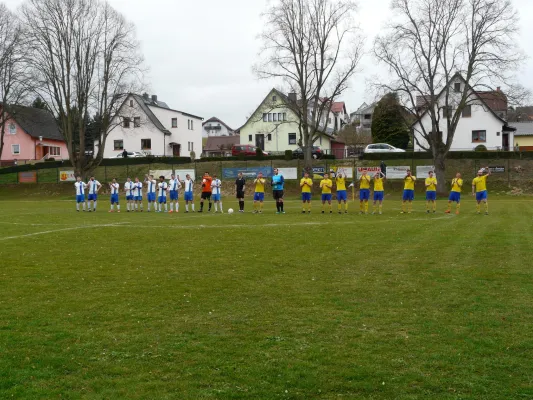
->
xmin=433 ymin=152 xmax=447 ymax=195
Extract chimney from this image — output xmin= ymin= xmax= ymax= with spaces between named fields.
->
xmin=142 ymin=93 xmax=149 ymax=99
xmin=288 ymin=92 xmax=297 ymax=103
xmin=497 ymin=87 xmax=501 ymax=92
xmin=151 ymin=95 xmax=158 ymax=102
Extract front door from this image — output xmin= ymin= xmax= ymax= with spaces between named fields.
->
xmin=502 ymin=133 xmax=509 ymax=151
xmin=255 ymin=134 xmax=265 ymax=150
xmin=173 ymin=144 xmax=181 ymax=156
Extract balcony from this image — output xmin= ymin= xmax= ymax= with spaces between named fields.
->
xmin=204 ymin=125 xmax=221 ymax=131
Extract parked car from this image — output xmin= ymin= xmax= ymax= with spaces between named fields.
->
xmin=114 ymin=151 xmax=144 ymax=158
xmin=292 ymin=146 xmax=323 ymax=159
xmin=231 ymin=144 xmax=269 ymax=156
xmin=364 ymin=143 xmax=406 ymax=153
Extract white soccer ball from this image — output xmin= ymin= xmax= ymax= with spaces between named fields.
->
xmin=228 ymin=208 xmax=234 ymax=214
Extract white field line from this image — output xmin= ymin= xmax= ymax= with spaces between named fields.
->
xmin=0 ymin=222 xmax=129 ymax=241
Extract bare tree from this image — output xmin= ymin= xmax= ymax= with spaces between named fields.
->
xmin=374 ymin=0 xmax=523 ymax=192
xmin=0 ymin=4 xmax=29 ymax=162
xmin=21 ymin=0 xmax=144 ymax=177
xmin=254 ymin=0 xmax=363 ymax=167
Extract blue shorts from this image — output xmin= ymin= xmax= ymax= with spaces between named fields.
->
xmin=212 ymin=193 xmax=221 ymax=202
xmin=110 ymin=194 xmax=119 ymax=204
xmin=135 ymin=196 xmax=143 ymax=202
xmin=321 ymin=194 xmax=332 ymax=202
xmin=359 ymin=189 xmax=370 ymax=201
xmin=169 ymin=190 xmax=178 ymax=201
xmin=254 ymin=192 xmax=265 ymax=202
xmin=403 ymin=189 xmax=415 ymax=201
xmin=88 ymin=193 xmax=97 ymax=201
xmin=302 ymin=192 xmax=312 ymax=202
xmin=76 ymin=195 xmax=85 ymax=203
xmin=374 ymin=191 xmax=384 ymax=201
xmin=148 ymin=193 xmax=156 ymax=202
xmin=158 ymin=196 xmax=167 ymax=204
xmin=476 ymin=190 xmax=488 ymax=201
xmin=184 ymin=192 xmax=193 ymax=202
xmin=449 ymin=192 xmax=461 ymax=203
xmin=426 ymin=191 xmax=437 ymax=201
xmin=337 ymin=190 xmax=347 ymax=201
xmin=126 ymin=195 xmax=134 ymax=201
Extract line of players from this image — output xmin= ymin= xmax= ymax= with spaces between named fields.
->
xmin=73 ymin=165 xmax=492 ymax=215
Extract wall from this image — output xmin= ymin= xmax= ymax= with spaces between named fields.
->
xmin=203 ymin=121 xmax=232 ymax=137
xmin=514 ymin=136 xmax=533 ymax=148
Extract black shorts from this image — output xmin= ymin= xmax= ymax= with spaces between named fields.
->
xmin=236 ymin=190 xmax=245 ymax=199
xmin=201 ymin=192 xmax=211 ymax=200
xmin=273 ymin=190 xmax=284 ymax=200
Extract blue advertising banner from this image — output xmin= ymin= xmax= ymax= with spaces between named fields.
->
xmin=222 ymin=167 xmax=273 ymax=179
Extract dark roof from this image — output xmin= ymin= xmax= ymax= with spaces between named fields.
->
xmin=509 ymin=122 xmax=533 ymax=136
xmin=476 ymin=90 xmax=507 ymax=112
xmin=203 ymin=117 xmax=235 ymax=132
xmin=204 ymin=135 xmax=240 ymax=151
xmin=9 ymin=105 xmax=63 ymax=141
xmin=132 ymin=94 xmax=171 ymax=135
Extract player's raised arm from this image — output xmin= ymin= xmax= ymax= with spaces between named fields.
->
xmin=485 ymin=166 xmax=491 ymax=176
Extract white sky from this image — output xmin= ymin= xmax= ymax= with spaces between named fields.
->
xmin=4 ymin=0 xmax=533 ymax=129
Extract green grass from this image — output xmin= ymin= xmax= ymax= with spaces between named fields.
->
xmin=0 ymin=195 xmax=532 ymax=399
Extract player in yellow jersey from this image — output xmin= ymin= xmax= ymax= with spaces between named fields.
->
xmin=446 ymin=172 xmax=463 ymax=214
xmin=253 ymin=172 xmax=266 ymax=214
xmin=472 ymin=167 xmax=490 ymax=215
xmin=335 ymin=172 xmax=348 ymax=214
xmin=372 ymin=171 xmax=386 ymax=215
xmin=320 ymin=173 xmax=333 ymax=213
xmin=401 ymin=169 xmax=416 ymax=213
xmin=358 ymin=169 xmax=371 ymax=214
xmin=425 ymin=171 xmax=438 ymax=213
xmin=300 ymin=171 xmax=313 ymax=213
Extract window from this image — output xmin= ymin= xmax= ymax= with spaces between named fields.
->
xmin=123 ymin=117 xmax=130 ymax=128
xmin=141 ymin=139 xmax=151 ymax=150
xmin=267 ymin=133 xmax=272 ymax=141
xmin=187 ymin=120 xmax=190 ymax=129
xmin=248 ymin=134 xmax=252 ymax=142
xmin=190 ymin=120 xmax=194 ymax=130
xmin=472 ymin=130 xmax=486 ymax=142
xmin=454 ymin=82 xmax=461 ymax=92
xmin=272 ymin=95 xmax=277 ymax=102
xmin=462 ymin=105 xmax=471 ymax=118
xmin=187 ymin=141 xmax=194 ymax=152
xmin=11 ymin=144 xmax=20 ymax=154
xmin=288 ymin=133 xmax=297 ymax=145
xmin=278 ymin=113 xmax=282 ymax=121
xmin=49 ymin=146 xmax=61 ymax=156
xmin=263 ymin=113 xmax=268 ymax=122
xmin=134 ymin=117 xmax=141 ymax=127
xmin=273 ymin=113 xmax=277 ymax=122
xmin=268 ymin=113 xmax=272 ymax=122
xmin=442 ymin=106 xmax=453 ymax=118
xmin=114 ymin=140 xmax=123 ymax=150
xmin=364 ymin=114 xmax=372 ymax=120
xmin=8 ymin=123 xmax=16 ymax=134
xmin=191 ymin=142 xmax=194 ymax=152
xmin=282 ymin=113 xmax=287 ymax=121
xmin=497 ymin=132 xmax=501 ymax=137
xmin=172 ymin=118 xmax=177 ymax=128
xmin=129 ymin=100 xmax=134 ymax=107
xmin=327 ymin=117 xmax=332 ymax=124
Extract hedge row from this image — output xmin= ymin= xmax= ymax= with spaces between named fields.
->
xmin=362 ymin=151 xmax=532 ymax=160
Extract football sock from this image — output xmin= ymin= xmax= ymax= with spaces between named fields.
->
xmin=476 ymin=203 xmax=481 ymax=213
xmin=239 ymin=201 xmax=244 ymax=211
xmin=426 ymin=201 xmax=430 ymax=211
xmin=408 ymin=203 xmax=412 ymax=212
xmin=260 ymin=203 xmax=264 ymax=211
xmin=185 ymin=204 xmax=189 ymax=212
xmin=484 ymin=202 xmax=488 ymax=213
xmin=373 ymin=204 xmax=377 ymax=213
xmin=147 ymin=203 xmax=151 ymax=211
xmin=219 ymin=202 xmax=223 ymax=212
xmin=338 ymin=203 xmax=341 ymax=211
xmin=456 ymin=203 xmax=461 ymax=212
xmin=344 ymin=203 xmax=348 ymax=212
xmin=364 ymin=202 xmax=368 ymax=213
xmin=276 ymin=200 xmax=280 ymax=212
xmin=379 ymin=204 xmax=383 ymax=213
xmin=94 ymin=201 xmax=97 ymax=210
xmin=402 ymin=202 xmax=406 ymax=212
xmin=359 ymin=202 xmax=363 ymax=212
xmin=253 ymin=202 xmax=257 ymax=211
xmin=176 ymin=203 xmax=179 ymax=212
xmin=164 ymin=204 xmax=168 ymax=212
xmin=117 ymin=205 xmax=120 ymax=211
xmin=127 ymin=204 xmax=130 ymax=211
xmin=447 ymin=202 xmax=452 ymax=212
xmin=76 ymin=203 xmax=79 ymax=211
xmin=433 ymin=202 xmax=436 ymax=211
xmin=280 ymin=202 xmax=284 ymax=212
xmin=329 ymin=203 xmax=332 ymax=212
xmin=208 ymin=202 xmax=212 ymax=211
xmin=214 ymin=203 xmax=218 ymax=212
xmin=192 ymin=204 xmax=195 ymax=211
xmin=169 ymin=203 xmax=174 ymax=211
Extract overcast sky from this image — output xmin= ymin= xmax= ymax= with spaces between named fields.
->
xmin=4 ymin=0 xmax=533 ymax=129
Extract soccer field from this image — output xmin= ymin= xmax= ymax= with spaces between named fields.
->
xmin=0 ymin=196 xmax=532 ymax=399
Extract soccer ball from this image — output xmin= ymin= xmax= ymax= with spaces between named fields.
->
xmin=228 ymin=208 xmax=234 ymax=214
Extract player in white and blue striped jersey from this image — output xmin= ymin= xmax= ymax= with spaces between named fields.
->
xmin=211 ymin=174 xmax=223 ymax=213
xmin=124 ymin=177 xmax=135 ymax=212
xmin=87 ymin=176 xmax=101 ymax=212
xmin=183 ymin=174 xmax=195 ymax=213
xmin=133 ymin=177 xmax=143 ymax=212
xmin=168 ymin=174 xmax=181 ymax=213
xmin=109 ymin=178 xmax=120 ymax=213
xmin=145 ymin=174 xmax=157 ymax=212
xmin=74 ymin=176 xmax=87 ymax=212
xmin=157 ymin=175 xmax=168 ymax=213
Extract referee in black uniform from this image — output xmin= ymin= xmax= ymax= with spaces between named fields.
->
xmin=235 ymin=172 xmax=246 ymax=212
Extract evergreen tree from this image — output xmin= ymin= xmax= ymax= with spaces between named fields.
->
xmin=371 ymin=93 xmax=410 ymax=149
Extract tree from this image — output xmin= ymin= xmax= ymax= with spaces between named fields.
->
xmin=374 ymin=0 xmax=523 ymax=192
xmin=31 ymin=97 xmax=49 ymax=111
xmin=0 ymin=4 xmax=29 ymax=161
xmin=21 ymin=0 xmax=144 ymax=177
xmin=254 ymin=0 xmax=363 ymax=167
xmin=371 ymin=93 xmax=410 ymax=149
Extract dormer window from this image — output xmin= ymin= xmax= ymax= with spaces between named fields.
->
xmin=454 ymin=82 xmax=461 ymax=92
xmin=272 ymin=95 xmax=277 ymax=102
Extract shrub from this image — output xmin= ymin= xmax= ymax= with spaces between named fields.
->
xmin=474 ymin=145 xmax=488 ymax=152
xmin=45 ymin=158 xmax=55 ymax=162
xmin=284 ymin=150 xmax=293 ymax=161
xmin=255 ymin=147 xmax=264 ymax=159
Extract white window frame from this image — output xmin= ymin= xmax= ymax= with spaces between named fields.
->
xmin=134 ymin=117 xmax=141 ymax=127
xmin=273 ymin=113 xmax=277 ymax=122
xmin=172 ymin=118 xmax=177 ymax=128
xmin=268 ymin=113 xmax=272 ymax=122
xmin=263 ymin=113 xmax=267 ymax=122
xmin=114 ymin=140 xmax=124 ymax=151
xmin=11 ymin=144 xmax=20 ymax=154
xmin=8 ymin=123 xmax=16 ymax=135
xmin=288 ymin=133 xmax=297 ymax=145
xmin=49 ymin=146 xmax=61 ymax=156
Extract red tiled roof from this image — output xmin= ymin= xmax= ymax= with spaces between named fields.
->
xmin=203 ymin=135 xmax=240 ymax=151
xmin=331 ymin=102 xmax=345 ymax=113
xmin=476 ymin=90 xmax=507 ymax=112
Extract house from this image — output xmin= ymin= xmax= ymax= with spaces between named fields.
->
xmin=239 ymin=88 xmax=341 ymax=154
xmin=0 ymin=105 xmax=67 ymax=163
xmin=98 ymin=93 xmax=203 ymax=158
xmin=202 ymin=117 xmax=235 ymax=137
xmin=203 ymin=135 xmax=240 ymax=157
xmin=349 ymin=102 xmax=376 ymax=136
xmin=413 ymin=74 xmax=515 ymax=151
xmin=510 ymin=122 xmax=533 ymax=150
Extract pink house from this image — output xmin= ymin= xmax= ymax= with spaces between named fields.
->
xmin=0 ymin=105 xmax=68 ymax=163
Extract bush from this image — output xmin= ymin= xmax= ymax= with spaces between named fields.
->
xmin=45 ymin=158 xmax=55 ymax=162
xmin=284 ymin=150 xmax=293 ymax=161
xmin=255 ymin=147 xmax=264 ymax=159
xmin=322 ymin=154 xmax=336 ymax=160
xmin=474 ymin=145 xmax=488 ymax=152
xmin=190 ymin=151 xmax=196 ymax=160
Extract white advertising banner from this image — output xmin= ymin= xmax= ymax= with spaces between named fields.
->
xmin=416 ymin=165 xmax=435 ymax=177
xmin=150 ymin=169 xmax=196 ymax=180
xmin=356 ymin=166 xmax=381 ymax=178
xmin=278 ymin=168 xmax=298 ymax=180
xmin=59 ymin=170 xmax=76 ymax=182
xmin=332 ymin=166 xmax=354 ymax=179
xmin=386 ymin=166 xmax=410 ymax=179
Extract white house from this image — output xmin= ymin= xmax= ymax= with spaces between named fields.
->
xmin=413 ymin=75 xmax=515 ymax=151
xmin=202 ymin=117 xmax=235 ymax=137
xmin=239 ymin=88 xmax=348 ymax=154
xmin=99 ymin=93 xmax=203 ymax=158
